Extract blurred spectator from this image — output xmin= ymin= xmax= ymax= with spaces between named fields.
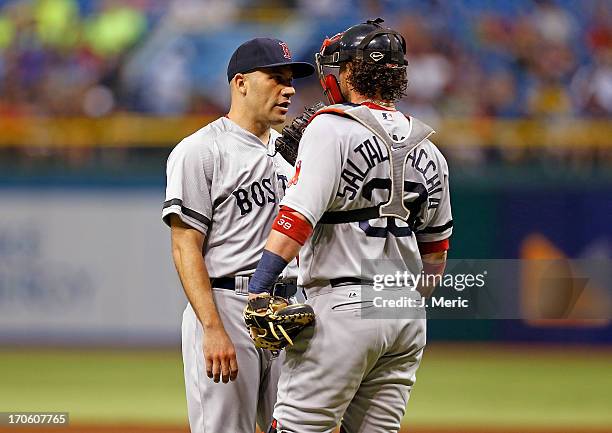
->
xmin=0 ymin=10 xmax=14 ymax=50
xmin=587 ymin=2 xmax=612 ymax=52
xmin=297 ymin=0 xmax=351 ymax=18
xmin=571 ymin=47 xmax=612 ymax=116
xmin=572 ymin=4 xmax=612 ymax=116
xmin=34 ymin=0 xmax=79 ymax=50
xmin=142 ymin=40 xmax=193 ymax=114
xmin=527 ymin=78 xmax=572 ymax=117
xmin=166 ymin=0 xmax=237 ymax=29
xmin=405 ymin=50 xmax=452 ymax=103
xmin=0 ymin=0 xmax=608 ymax=169
xmin=525 ymin=41 xmax=575 ymax=118
xmin=83 ymin=0 xmax=146 ymax=58
xmin=394 ymin=15 xmax=453 ymax=123
xmin=481 ymin=71 xmax=521 ymax=118
xmin=531 ymin=0 xmax=578 ymax=45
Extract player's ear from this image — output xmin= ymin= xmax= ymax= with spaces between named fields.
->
xmin=233 ymin=73 xmax=247 ymax=96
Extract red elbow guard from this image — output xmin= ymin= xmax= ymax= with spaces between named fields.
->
xmin=418 ymin=238 xmax=450 ymax=255
xmin=272 ymin=208 xmax=313 ymax=245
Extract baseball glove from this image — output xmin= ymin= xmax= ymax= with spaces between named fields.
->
xmin=275 ymin=102 xmax=325 ymax=165
xmin=243 ymin=294 xmax=315 ymax=351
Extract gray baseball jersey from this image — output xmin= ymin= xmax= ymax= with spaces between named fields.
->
xmin=281 ymin=105 xmax=452 ymax=287
xmin=272 ymin=104 xmax=451 ymax=433
xmin=163 ymin=116 xmax=295 ymax=278
xmin=162 ymin=116 xmax=296 ymax=433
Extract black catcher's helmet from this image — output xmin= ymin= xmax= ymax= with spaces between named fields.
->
xmin=317 ymin=18 xmax=408 ymax=68
xmin=315 ymin=18 xmax=407 ymax=103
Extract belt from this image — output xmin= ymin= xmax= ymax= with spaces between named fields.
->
xmin=210 ymin=276 xmax=298 ymax=298
xmin=329 ymin=277 xmax=374 ymax=287
xmin=210 ymin=277 xmax=241 ymax=290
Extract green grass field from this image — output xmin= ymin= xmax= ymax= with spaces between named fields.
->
xmin=407 ymin=345 xmax=612 ymax=429
xmin=0 ymin=344 xmax=611 ymax=430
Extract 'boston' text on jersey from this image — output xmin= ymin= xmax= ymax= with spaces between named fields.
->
xmin=233 ymin=177 xmax=276 ymax=216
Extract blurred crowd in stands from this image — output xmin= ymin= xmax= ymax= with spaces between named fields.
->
xmin=0 ymin=0 xmax=610 ymax=120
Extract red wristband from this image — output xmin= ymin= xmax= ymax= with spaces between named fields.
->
xmin=272 ymin=208 xmax=313 ymax=245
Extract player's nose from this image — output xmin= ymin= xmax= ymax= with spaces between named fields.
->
xmin=282 ymin=85 xmax=295 ymax=98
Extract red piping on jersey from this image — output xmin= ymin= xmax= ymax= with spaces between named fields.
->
xmin=307 ymin=104 xmax=401 ymax=126
xmin=307 ymin=107 xmax=353 ymax=125
xmin=360 ymin=101 xmax=398 ymax=111
xmin=418 ymin=238 xmax=450 ymax=255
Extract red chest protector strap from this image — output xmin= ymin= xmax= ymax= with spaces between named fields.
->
xmin=307 ymin=104 xmax=355 ymax=125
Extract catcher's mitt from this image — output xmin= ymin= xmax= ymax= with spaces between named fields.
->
xmin=275 ymin=102 xmax=325 ymax=165
xmin=243 ymin=294 xmax=315 ymax=351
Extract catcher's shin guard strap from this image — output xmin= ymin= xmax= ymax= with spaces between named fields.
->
xmin=248 ymin=250 xmax=288 ymax=294
xmin=272 ymin=207 xmax=313 ymax=245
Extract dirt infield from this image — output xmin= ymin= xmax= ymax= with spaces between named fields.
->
xmin=2 ymin=425 xmax=611 ymax=433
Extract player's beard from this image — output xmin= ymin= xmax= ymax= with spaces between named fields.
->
xmin=338 ymin=78 xmax=350 ymax=103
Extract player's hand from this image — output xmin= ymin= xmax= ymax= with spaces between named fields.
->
xmin=203 ymin=326 xmax=238 ymax=384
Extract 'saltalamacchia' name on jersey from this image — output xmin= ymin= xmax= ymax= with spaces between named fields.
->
xmin=407 ymin=147 xmax=443 ymax=209
xmin=338 ymin=136 xmax=443 ymax=209
xmin=338 ymin=136 xmax=389 ymax=200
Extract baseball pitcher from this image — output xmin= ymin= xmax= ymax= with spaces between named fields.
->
xmin=162 ymin=38 xmax=314 ymax=433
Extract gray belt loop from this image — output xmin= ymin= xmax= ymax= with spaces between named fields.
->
xmin=235 ymin=276 xmax=249 ymax=296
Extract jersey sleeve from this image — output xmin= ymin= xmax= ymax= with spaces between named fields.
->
xmin=416 ymin=145 xmax=453 ymax=243
xmin=280 ymin=115 xmax=343 ymax=226
xmin=162 ymin=137 xmax=214 ymax=235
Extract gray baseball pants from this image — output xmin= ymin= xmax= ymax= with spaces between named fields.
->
xmin=182 ymin=288 xmax=282 ymax=433
xmin=272 ymin=285 xmax=426 ymax=433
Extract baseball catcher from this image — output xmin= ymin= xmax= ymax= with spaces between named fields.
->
xmin=246 ymin=18 xmax=453 ymax=433
xmin=244 ymin=294 xmax=315 ymax=351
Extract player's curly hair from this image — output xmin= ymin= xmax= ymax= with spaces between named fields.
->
xmin=345 ymin=59 xmax=408 ymax=102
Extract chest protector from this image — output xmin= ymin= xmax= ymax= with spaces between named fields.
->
xmin=309 ymin=104 xmax=435 ymax=224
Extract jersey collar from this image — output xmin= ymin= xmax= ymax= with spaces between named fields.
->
xmin=221 ymin=116 xmax=275 ymax=150
xmin=360 ymin=101 xmax=397 ymax=112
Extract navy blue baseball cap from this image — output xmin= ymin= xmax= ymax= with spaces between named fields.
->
xmin=227 ymin=38 xmax=315 ymax=82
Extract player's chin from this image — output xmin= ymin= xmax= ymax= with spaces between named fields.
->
xmin=269 ymin=108 xmax=288 ymax=124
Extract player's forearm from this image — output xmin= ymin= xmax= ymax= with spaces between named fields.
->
xmin=265 ymin=230 xmax=302 ymax=262
xmin=417 ymin=250 xmax=447 ymax=298
xmin=170 ymin=219 xmax=223 ymax=329
xmin=172 ymin=245 xmax=223 ymax=329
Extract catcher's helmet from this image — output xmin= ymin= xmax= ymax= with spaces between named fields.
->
xmin=315 ymin=18 xmax=408 ymax=104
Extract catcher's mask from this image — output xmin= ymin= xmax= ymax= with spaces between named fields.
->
xmin=315 ymin=18 xmax=408 ymax=104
